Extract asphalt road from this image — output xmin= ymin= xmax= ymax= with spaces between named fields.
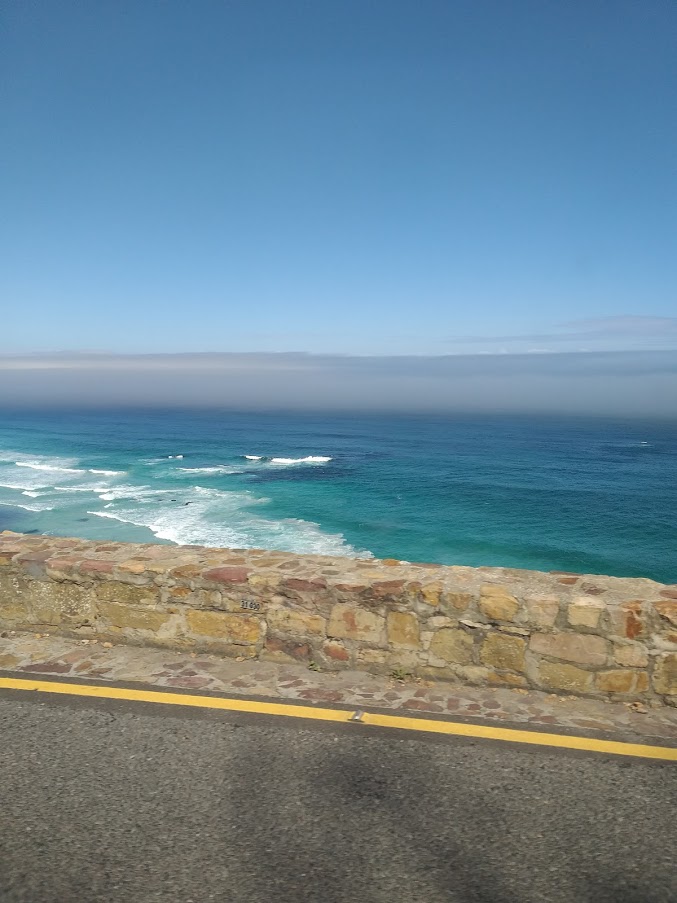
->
xmin=0 ymin=688 xmax=675 ymax=903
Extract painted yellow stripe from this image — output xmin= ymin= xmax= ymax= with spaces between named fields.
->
xmin=1 ymin=676 xmax=676 ymax=761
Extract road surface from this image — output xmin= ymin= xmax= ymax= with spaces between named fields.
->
xmin=0 ymin=682 xmax=675 ymax=903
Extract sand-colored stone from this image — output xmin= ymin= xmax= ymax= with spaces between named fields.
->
xmin=357 ymin=648 xmax=388 ymax=666
xmin=480 ymin=633 xmax=526 ymax=672
xmin=97 ymin=601 xmax=169 ymax=632
xmin=4 ymin=578 xmax=97 ymax=626
xmin=635 ymin=672 xmax=650 ymax=693
xmin=429 ymin=628 xmax=474 ymax=665
xmin=595 ymin=670 xmax=635 ymax=694
xmin=613 ymin=643 xmax=649 ymax=668
xmin=387 ymin=611 xmax=420 ymax=647
xmin=441 ymin=592 xmax=472 ymax=613
xmin=420 ymin=584 xmax=441 ymax=606
xmin=530 ymin=632 xmax=607 ymax=667
xmin=327 ymin=606 xmax=385 ymax=644
xmin=567 ymin=596 xmax=605 ymax=629
xmin=538 ymin=662 xmax=593 ymax=694
xmin=655 ymin=601 xmax=677 ymax=628
xmin=117 ymin=560 xmax=147 ymax=575
xmin=652 ymin=653 xmax=677 ymax=695
xmin=524 ymin=595 xmax=560 ymax=628
xmin=267 ymin=608 xmax=326 ymax=636
xmin=186 ymin=610 xmax=262 ymax=645
xmin=479 ymin=585 xmax=519 ymax=622
xmin=96 ymin=582 xmax=157 ymax=606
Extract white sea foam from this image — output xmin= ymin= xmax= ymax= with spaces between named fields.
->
xmin=270 ymin=456 xmax=332 ymax=465
xmin=86 ymin=483 xmax=369 ymax=557
xmin=53 ymin=485 xmax=109 ymax=493
xmin=96 ymin=485 xmax=174 ymax=502
xmin=15 ymin=461 xmax=84 ymax=474
xmin=89 ymin=469 xmax=125 ymax=476
xmin=5 ymin=501 xmax=55 ymax=512
xmin=167 ymin=455 xmax=184 ymax=459
xmin=0 ymin=478 xmax=45 ymax=492
xmin=244 ymin=455 xmax=264 ymax=460
xmin=21 ymin=490 xmax=41 ymax=497
xmin=178 ymin=466 xmax=242 ymax=475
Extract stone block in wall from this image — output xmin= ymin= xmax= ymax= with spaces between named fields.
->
xmin=595 ymin=670 xmax=639 ymax=694
xmin=356 ymin=648 xmax=388 ymax=667
xmin=419 ymin=583 xmax=441 ymax=607
xmin=479 ymin=584 xmax=519 ymax=622
xmin=480 ymin=633 xmax=526 ymax=672
xmin=429 ymin=628 xmax=474 ymax=665
xmin=530 ymin=632 xmax=607 ymax=667
xmin=537 ymin=662 xmax=594 ymax=694
xmin=322 ymin=640 xmax=350 ymax=663
xmin=97 ymin=600 xmax=170 ymax=633
xmin=655 ymin=601 xmax=677 ymax=628
xmin=607 ymin=601 xmax=645 ymax=640
xmin=96 ymin=582 xmax=158 ymax=607
xmin=185 ymin=610 xmax=262 ymax=645
xmin=1 ymin=573 xmax=96 ymax=627
xmin=202 ymin=567 xmax=250 ymax=584
xmin=567 ymin=596 xmax=605 ymax=629
xmin=440 ymin=591 xmax=473 ymax=614
xmin=262 ymin=636 xmax=311 ymax=664
xmin=652 ymin=653 xmax=677 ymax=696
xmin=613 ymin=642 xmax=649 ymax=668
xmin=524 ymin=595 xmax=560 ymax=628
xmin=267 ymin=608 xmax=326 ymax=636
xmin=327 ymin=605 xmax=385 ymax=644
xmin=387 ymin=611 xmax=420 ymax=647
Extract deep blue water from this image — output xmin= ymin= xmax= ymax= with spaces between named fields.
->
xmin=0 ymin=409 xmax=675 ymax=583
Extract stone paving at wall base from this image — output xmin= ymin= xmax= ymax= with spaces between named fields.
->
xmin=1 ymin=631 xmax=675 ymax=744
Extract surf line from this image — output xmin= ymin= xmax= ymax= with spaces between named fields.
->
xmin=1 ymin=677 xmax=675 ymax=761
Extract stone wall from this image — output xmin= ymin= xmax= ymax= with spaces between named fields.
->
xmin=1 ymin=531 xmax=675 ymax=704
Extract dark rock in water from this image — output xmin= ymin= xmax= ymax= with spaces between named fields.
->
xmin=77 ymin=517 xmax=90 ymax=522
xmin=25 ymin=529 xmax=39 ymax=534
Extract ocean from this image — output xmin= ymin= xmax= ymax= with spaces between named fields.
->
xmin=0 ymin=409 xmax=675 ymax=584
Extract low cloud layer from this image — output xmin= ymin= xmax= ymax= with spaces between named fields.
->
xmin=444 ymin=316 xmax=677 ymax=354
xmin=1 ymin=350 xmax=676 ymax=417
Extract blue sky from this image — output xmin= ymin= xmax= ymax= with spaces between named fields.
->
xmin=2 ymin=0 xmax=676 ymax=355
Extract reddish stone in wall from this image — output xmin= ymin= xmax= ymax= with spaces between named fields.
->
xmin=323 ymin=641 xmax=350 ymax=662
xmin=202 ymin=567 xmax=250 ymax=584
xmin=265 ymin=636 xmax=311 ymax=661
xmin=371 ymin=580 xmax=406 ymax=597
xmin=622 ymin=601 xmax=643 ymax=639
xmin=282 ymin=577 xmax=328 ymax=592
xmin=79 ymin=560 xmax=114 ymax=574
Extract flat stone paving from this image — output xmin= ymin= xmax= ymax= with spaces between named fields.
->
xmin=1 ymin=631 xmax=676 ymax=744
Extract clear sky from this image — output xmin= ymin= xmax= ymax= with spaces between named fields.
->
xmin=2 ymin=0 xmax=676 ymax=355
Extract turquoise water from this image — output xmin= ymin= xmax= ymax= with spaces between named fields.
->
xmin=0 ymin=409 xmax=675 ymax=583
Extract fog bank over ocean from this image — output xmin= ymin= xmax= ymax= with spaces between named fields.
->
xmin=1 ymin=351 xmax=676 ymax=417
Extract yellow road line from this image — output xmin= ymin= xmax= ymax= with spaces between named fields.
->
xmin=1 ymin=676 xmax=676 ymax=761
